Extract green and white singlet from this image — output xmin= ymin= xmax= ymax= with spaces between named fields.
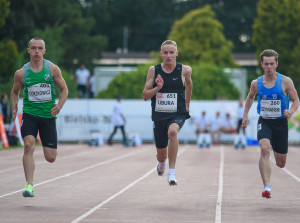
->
xmin=23 ymin=59 xmax=56 ymax=118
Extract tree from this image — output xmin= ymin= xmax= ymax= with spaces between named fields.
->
xmin=168 ymin=5 xmax=236 ymax=67
xmin=0 ymin=0 xmax=107 ymax=70
xmin=252 ymin=0 xmax=300 ymax=89
xmin=0 ymin=40 xmax=18 ymax=84
xmin=0 ymin=0 xmax=10 ymax=27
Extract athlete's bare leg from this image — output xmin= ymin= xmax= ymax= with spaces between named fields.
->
xmin=43 ymin=147 xmax=57 ymax=163
xmin=23 ymin=135 xmax=36 ymax=185
xmin=273 ymin=151 xmax=287 ymax=168
xmin=259 ymin=138 xmax=272 ymax=185
xmin=168 ymin=123 xmax=180 ymax=169
xmin=156 ymin=148 xmax=167 ymax=163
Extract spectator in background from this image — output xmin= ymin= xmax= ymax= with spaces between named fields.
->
xmin=210 ymin=111 xmax=223 ymax=145
xmin=219 ymin=113 xmax=236 ymax=134
xmin=0 ymin=93 xmax=9 ymax=123
xmin=195 ymin=111 xmax=210 ymax=136
xmin=89 ymin=73 xmax=96 ymax=98
xmin=107 ymin=95 xmax=128 ymax=146
xmin=75 ymin=64 xmax=90 ymax=98
xmin=237 ymin=100 xmax=245 ymax=135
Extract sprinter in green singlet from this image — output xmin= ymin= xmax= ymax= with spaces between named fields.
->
xmin=10 ymin=37 xmax=68 ymax=197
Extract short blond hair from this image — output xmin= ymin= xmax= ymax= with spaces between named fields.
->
xmin=260 ymin=49 xmax=278 ymax=62
xmin=161 ymin=40 xmax=177 ymax=50
xmin=28 ymin=37 xmax=45 ymax=48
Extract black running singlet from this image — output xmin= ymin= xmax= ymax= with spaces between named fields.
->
xmin=151 ymin=63 xmax=190 ymax=121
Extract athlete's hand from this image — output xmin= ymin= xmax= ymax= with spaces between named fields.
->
xmin=155 ymin=74 xmax=164 ymax=90
xmin=284 ymin=109 xmax=293 ymax=118
xmin=51 ymin=103 xmax=61 ymax=117
xmin=241 ymin=117 xmax=249 ymax=128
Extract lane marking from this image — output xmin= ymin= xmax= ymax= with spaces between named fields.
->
xmin=0 ymin=150 xmax=142 ymax=199
xmin=255 ymin=147 xmax=300 ymax=182
xmin=215 ymin=146 xmax=224 ymax=223
xmin=0 ymin=148 xmax=111 ymax=174
xmin=71 ymin=148 xmax=187 ymax=223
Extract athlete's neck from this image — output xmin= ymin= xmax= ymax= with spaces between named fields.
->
xmin=161 ymin=62 xmax=176 ymax=74
xmin=263 ymin=72 xmax=277 ymax=83
xmin=29 ymin=58 xmax=44 ymax=73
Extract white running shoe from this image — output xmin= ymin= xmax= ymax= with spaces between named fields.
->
xmin=157 ymin=161 xmax=166 ymax=176
xmin=168 ymin=173 xmax=177 ymax=186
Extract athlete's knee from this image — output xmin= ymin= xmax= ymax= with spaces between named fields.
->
xmin=24 ymin=142 xmax=35 ymax=154
xmin=168 ymin=128 xmax=178 ymax=139
xmin=276 ymin=160 xmax=286 ymax=168
xmin=260 ymin=145 xmax=271 ymax=158
xmin=45 ymin=155 xmax=56 ymax=163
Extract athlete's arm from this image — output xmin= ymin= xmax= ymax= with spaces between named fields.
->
xmin=143 ymin=66 xmax=163 ymax=101
xmin=51 ymin=63 xmax=68 ymax=117
xmin=283 ymin=76 xmax=299 ymax=118
xmin=182 ymin=65 xmax=192 ymax=112
xmin=242 ymin=79 xmax=257 ymax=128
xmin=10 ymin=68 xmax=24 ymax=122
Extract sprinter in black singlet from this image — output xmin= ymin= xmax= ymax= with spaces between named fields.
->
xmin=143 ymin=40 xmax=192 ymax=186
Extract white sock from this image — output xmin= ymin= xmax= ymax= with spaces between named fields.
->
xmin=168 ymin=168 xmax=175 ymax=175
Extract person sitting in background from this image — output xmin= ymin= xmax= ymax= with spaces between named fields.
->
xmin=220 ymin=113 xmax=236 ymax=134
xmin=195 ymin=111 xmax=210 ymax=136
xmin=211 ymin=111 xmax=223 ymax=145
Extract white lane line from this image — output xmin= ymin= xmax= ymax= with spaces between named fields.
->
xmin=215 ymin=146 xmax=224 ymax=223
xmin=0 ymin=148 xmax=109 ymax=174
xmin=255 ymin=147 xmax=300 ymax=182
xmin=0 ymin=150 xmax=142 ymax=199
xmin=71 ymin=148 xmax=187 ymax=223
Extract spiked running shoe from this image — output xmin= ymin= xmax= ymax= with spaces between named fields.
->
xmin=168 ymin=173 xmax=177 ymax=186
xmin=23 ymin=183 xmax=35 ymax=197
xmin=157 ymin=161 xmax=166 ymax=176
xmin=262 ymin=187 xmax=271 ymax=199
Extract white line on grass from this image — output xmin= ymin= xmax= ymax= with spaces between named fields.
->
xmin=71 ymin=148 xmax=187 ymax=223
xmin=0 ymin=150 xmax=142 ymax=199
xmin=215 ymin=145 xmax=224 ymax=223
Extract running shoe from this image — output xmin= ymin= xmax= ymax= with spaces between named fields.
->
xmin=168 ymin=173 xmax=177 ymax=186
xmin=262 ymin=186 xmax=271 ymax=199
xmin=23 ymin=183 xmax=35 ymax=197
xmin=157 ymin=161 xmax=166 ymax=176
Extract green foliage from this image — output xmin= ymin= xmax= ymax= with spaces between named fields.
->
xmin=0 ymin=0 xmax=108 ymax=70
xmin=97 ymin=63 xmax=239 ymax=100
xmin=192 ymin=64 xmax=240 ymax=100
xmin=97 ymin=65 xmax=150 ymax=99
xmin=168 ymin=5 xmax=237 ymax=67
xmin=252 ymin=0 xmax=300 ymax=90
xmin=57 ymin=69 xmax=77 ymax=99
xmin=0 ymin=40 xmax=18 ymax=84
xmin=0 ymin=0 xmax=10 ymax=28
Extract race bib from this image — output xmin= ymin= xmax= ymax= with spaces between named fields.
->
xmin=155 ymin=93 xmax=177 ymax=112
xmin=260 ymin=100 xmax=281 ymax=118
xmin=28 ymin=83 xmax=52 ymax=102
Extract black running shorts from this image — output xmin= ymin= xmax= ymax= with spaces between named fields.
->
xmin=257 ymin=116 xmax=288 ymax=154
xmin=153 ymin=115 xmax=186 ymax=149
xmin=21 ymin=113 xmax=57 ymax=149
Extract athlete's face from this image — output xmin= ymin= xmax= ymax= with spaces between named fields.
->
xmin=160 ymin=44 xmax=178 ymax=65
xmin=261 ymin=56 xmax=278 ymax=76
xmin=27 ymin=39 xmax=46 ymax=60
